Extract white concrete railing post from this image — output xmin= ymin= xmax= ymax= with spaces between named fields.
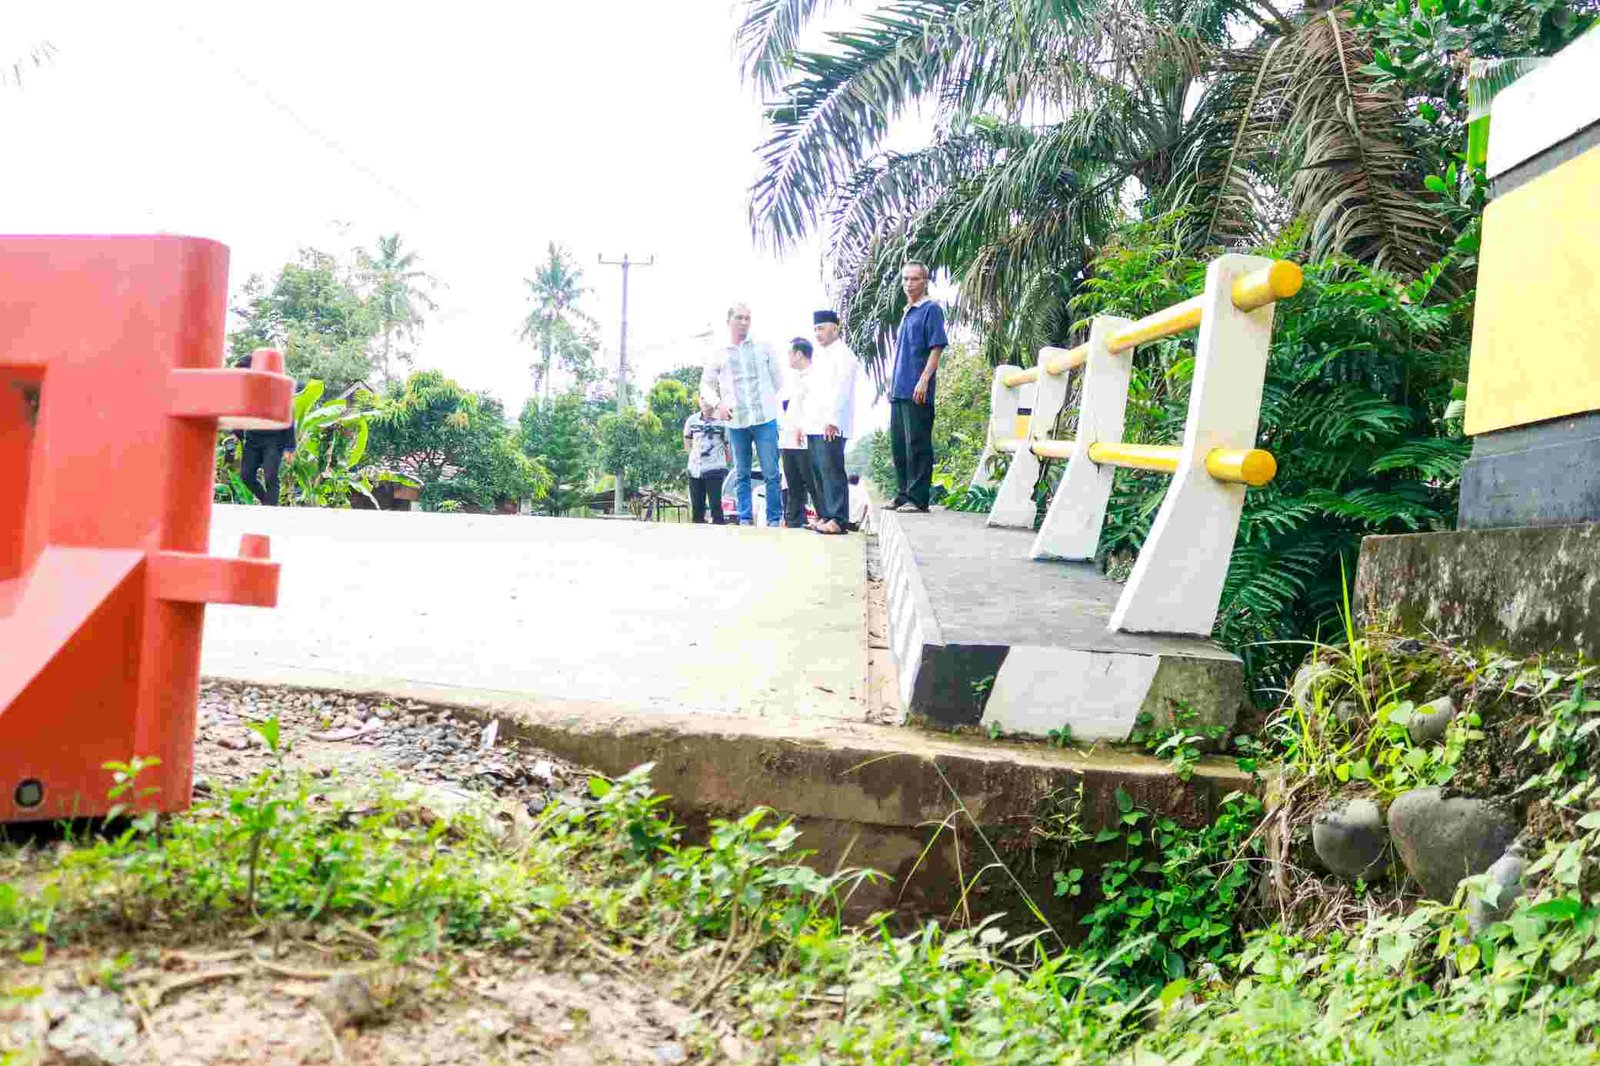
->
xmin=1108 ymin=254 xmax=1278 ymax=636
xmin=986 ymin=371 xmax=1049 ymax=528
xmin=1030 ymin=315 xmax=1134 ymax=561
xmin=972 ymin=365 xmax=1021 ymax=491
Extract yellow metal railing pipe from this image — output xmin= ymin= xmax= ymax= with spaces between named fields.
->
xmin=1086 ymin=442 xmax=1181 ymax=474
xmin=1232 ymin=260 xmax=1304 ymax=311
xmin=995 ymin=439 xmax=1022 ymax=454
xmin=1106 ymin=298 xmax=1205 ymax=354
xmin=1001 ymin=343 xmax=1091 ymax=388
xmin=1030 ymin=439 xmax=1077 ymax=460
xmin=1083 ymin=442 xmax=1277 ymax=487
xmin=1105 ymin=260 xmax=1303 ymax=354
xmin=1205 ymin=447 xmax=1277 ymax=486
xmin=998 ymin=260 xmax=1301 ymax=387
xmin=1042 ymin=343 xmax=1089 ymax=376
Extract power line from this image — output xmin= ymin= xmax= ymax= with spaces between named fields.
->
xmin=171 ymin=21 xmax=425 ymax=214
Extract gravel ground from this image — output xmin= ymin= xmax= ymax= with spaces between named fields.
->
xmin=195 ymin=680 xmax=583 ymax=815
xmin=2 ymin=683 xmax=758 ymax=1065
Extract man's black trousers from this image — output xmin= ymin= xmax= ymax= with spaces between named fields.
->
xmin=807 ymin=434 xmax=849 ymax=526
xmin=689 ymin=471 xmax=727 ymax=524
xmin=241 ymin=438 xmax=286 ymax=507
xmin=781 ymin=449 xmax=821 ymax=528
xmin=890 ymin=398 xmax=935 ymax=508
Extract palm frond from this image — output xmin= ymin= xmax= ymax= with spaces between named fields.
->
xmin=736 ymin=0 xmax=845 ymax=95
xmin=749 ymin=0 xmax=969 ymax=250
xmin=1283 ymin=12 xmax=1443 ymax=275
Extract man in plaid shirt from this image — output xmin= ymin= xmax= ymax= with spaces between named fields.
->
xmin=701 ymin=303 xmax=785 ymax=526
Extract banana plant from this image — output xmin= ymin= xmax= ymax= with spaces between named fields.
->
xmin=1466 ymin=56 xmax=1548 ymax=168
xmin=281 ymin=381 xmax=419 ymax=507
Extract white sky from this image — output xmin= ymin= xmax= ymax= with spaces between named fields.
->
xmin=2 ymin=1 xmax=912 ymax=428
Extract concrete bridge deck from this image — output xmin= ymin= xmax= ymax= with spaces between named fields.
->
xmin=203 ymin=506 xmax=868 ymax=723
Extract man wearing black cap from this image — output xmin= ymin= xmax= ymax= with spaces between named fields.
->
xmin=805 ymin=310 xmax=862 ymax=534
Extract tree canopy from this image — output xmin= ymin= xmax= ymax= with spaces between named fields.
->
xmin=369 ymin=370 xmax=548 ymax=513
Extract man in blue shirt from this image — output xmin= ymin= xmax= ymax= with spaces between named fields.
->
xmin=888 ymin=261 xmax=948 ymax=512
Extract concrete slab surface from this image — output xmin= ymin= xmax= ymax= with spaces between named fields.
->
xmin=203 ymin=507 xmax=866 ymax=722
xmin=877 ymin=507 xmax=1244 ymax=739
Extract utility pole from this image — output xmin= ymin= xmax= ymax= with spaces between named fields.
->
xmin=597 ymin=252 xmax=655 ymax=518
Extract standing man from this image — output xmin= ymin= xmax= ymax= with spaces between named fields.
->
xmin=888 ymin=261 xmax=948 ymax=514
xmin=805 ymin=309 xmax=862 ymax=535
xmin=701 ymin=303 xmax=785 ymax=526
xmin=236 ymin=350 xmax=296 ymax=506
xmin=683 ymin=403 xmax=731 ymax=525
xmin=778 ymin=338 xmax=822 ymax=529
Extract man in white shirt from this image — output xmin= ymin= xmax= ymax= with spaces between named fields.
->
xmin=804 ymin=310 xmax=863 ymax=535
xmin=778 ymin=338 xmax=822 ymax=529
xmin=701 ymin=303 xmax=785 ymax=526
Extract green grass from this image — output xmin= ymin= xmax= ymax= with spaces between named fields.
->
xmin=5 ymin=725 xmax=1600 ymax=1064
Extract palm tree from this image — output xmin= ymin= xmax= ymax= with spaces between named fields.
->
xmin=356 ymin=234 xmax=441 ymax=386
xmin=520 ymin=243 xmax=597 ymax=403
xmin=737 ymin=0 xmax=1444 ymax=366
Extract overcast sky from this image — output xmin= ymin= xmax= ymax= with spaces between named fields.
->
xmin=3 ymin=1 xmax=910 ymax=425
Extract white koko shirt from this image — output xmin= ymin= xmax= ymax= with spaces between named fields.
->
xmin=801 ymin=338 xmax=862 ymax=438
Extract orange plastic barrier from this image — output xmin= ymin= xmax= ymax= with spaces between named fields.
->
xmin=0 ymin=236 xmax=292 ymax=822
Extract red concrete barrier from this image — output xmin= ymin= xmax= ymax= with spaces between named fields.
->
xmin=0 ymin=236 xmax=292 ymax=822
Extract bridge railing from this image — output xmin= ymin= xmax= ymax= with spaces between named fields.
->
xmin=973 ymin=254 xmax=1301 ymax=636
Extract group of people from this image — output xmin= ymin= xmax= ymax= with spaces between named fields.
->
xmin=686 ymin=261 xmax=948 ymax=530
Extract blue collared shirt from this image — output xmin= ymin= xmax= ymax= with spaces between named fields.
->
xmin=891 ymin=299 xmax=949 ymax=401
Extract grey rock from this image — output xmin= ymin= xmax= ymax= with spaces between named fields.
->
xmin=315 ymin=973 xmax=378 ymax=1030
xmin=1333 ymin=700 xmax=1360 ymax=726
xmin=1467 ymin=847 xmax=1527 ymax=934
xmin=1312 ymin=798 xmax=1388 ymax=881
xmin=655 ymin=1042 xmax=688 ymax=1064
xmin=1406 ymin=696 xmax=1456 ymax=746
xmin=1388 ymin=787 xmax=1518 ymax=902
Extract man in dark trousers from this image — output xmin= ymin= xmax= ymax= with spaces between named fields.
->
xmin=887 ymin=261 xmax=947 ymax=513
xmin=238 ymin=424 xmax=295 ymax=506
xmin=236 ymin=351 xmax=295 ymax=506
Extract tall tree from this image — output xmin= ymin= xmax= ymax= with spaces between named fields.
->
xmin=355 ymin=234 xmax=442 ymax=386
xmin=519 ymin=390 xmax=597 ymax=516
xmin=229 ymin=249 xmax=378 ymax=395
xmin=520 ymin=243 xmax=598 ymax=401
xmin=735 ymin=0 xmax=1595 ymax=365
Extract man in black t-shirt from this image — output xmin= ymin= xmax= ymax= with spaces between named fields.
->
xmin=235 ymin=350 xmax=295 ymax=506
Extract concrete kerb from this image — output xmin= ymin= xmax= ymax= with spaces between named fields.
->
xmin=874 ymin=505 xmax=1247 ymax=742
xmin=199 ymin=670 xmax=1251 ymax=923
xmin=876 ymin=506 xmax=945 ymax=712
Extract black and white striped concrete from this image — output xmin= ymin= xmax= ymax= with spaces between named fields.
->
xmin=875 ymin=505 xmax=1245 ymax=741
